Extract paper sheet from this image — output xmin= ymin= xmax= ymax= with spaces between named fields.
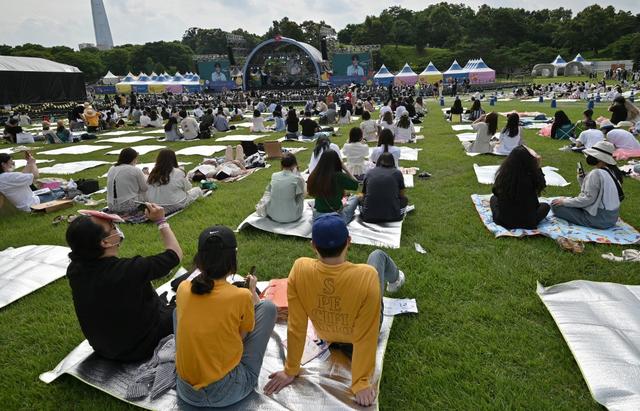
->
xmin=216 ymin=134 xmax=267 ymax=142
xmin=100 ymin=162 xmax=191 ymax=178
xmin=174 ymin=145 xmax=227 ymax=156
xmin=106 ymin=145 xmax=166 ymax=156
xmin=473 ymin=164 xmax=570 ymax=187
xmin=38 ymin=145 xmax=112 ymax=156
xmin=99 ymin=131 xmax=135 ymax=136
xmin=38 ymin=161 xmax=110 ymax=175
xmin=99 ymin=136 xmax=157 ymax=144
xmin=383 ymin=297 xmax=418 ymax=316
xmin=451 ymin=124 xmax=473 ymax=131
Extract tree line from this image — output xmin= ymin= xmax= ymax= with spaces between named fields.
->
xmin=0 ymin=3 xmax=638 ymax=82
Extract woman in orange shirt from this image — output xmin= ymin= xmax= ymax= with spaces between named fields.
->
xmin=175 ymin=226 xmax=276 ymax=408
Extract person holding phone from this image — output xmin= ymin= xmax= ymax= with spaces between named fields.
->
xmin=65 ymin=204 xmax=182 ymax=361
xmin=175 ymin=226 xmax=276 ymax=408
xmin=0 ymin=151 xmax=65 ymax=211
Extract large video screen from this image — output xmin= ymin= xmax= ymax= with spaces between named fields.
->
xmin=198 ymin=60 xmax=236 ymax=91
xmin=331 ymin=52 xmax=372 ymax=85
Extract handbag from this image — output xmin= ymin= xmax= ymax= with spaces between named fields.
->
xmin=77 ymin=179 xmax=100 ymax=194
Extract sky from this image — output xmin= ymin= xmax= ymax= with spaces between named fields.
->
xmin=1 ymin=0 xmax=639 ymax=49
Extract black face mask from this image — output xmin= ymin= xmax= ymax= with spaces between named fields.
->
xmin=586 ymin=155 xmax=599 ymax=166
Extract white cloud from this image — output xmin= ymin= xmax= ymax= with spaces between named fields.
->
xmin=0 ymin=0 xmax=638 ymax=48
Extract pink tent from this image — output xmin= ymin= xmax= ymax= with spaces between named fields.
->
xmin=393 ymin=63 xmax=418 ymax=86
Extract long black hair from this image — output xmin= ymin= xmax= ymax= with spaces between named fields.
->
xmin=348 ymin=127 xmax=363 ymax=143
xmin=503 ymin=113 xmax=520 ymax=137
xmin=116 ymin=147 xmax=138 ymax=166
xmin=550 ymin=110 xmax=571 ymax=138
xmin=147 ymin=149 xmax=178 ymax=186
xmin=378 ymin=128 xmax=395 ymax=152
xmin=0 ymin=153 xmax=11 ymax=174
xmin=307 ymin=150 xmax=343 ymax=198
xmin=493 ymin=146 xmax=546 ymax=201
xmin=313 ymin=136 xmax=332 ymax=158
xmin=164 ymin=117 xmax=177 ymax=132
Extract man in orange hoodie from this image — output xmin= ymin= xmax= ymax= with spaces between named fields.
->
xmin=264 ymin=213 xmax=405 ymax=406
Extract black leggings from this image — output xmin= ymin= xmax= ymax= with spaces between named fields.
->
xmin=490 ymin=195 xmax=550 ymax=229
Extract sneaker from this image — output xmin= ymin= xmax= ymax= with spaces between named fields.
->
xmin=386 ymin=271 xmax=405 ymax=293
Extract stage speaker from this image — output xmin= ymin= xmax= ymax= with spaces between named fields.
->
xmin=227 ymin=46 xmax=236 ymax=66
xmin=320 ymin=38 xmax=328 ymax=60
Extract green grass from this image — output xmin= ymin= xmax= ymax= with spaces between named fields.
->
xmin=1 ymin=98 xmax=639 ymax=410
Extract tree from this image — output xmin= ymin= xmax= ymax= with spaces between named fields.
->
xmin=264 ymin=17 xmax=305 ymax=40
xmin=100 ymin=47 xmax=131 ymax=75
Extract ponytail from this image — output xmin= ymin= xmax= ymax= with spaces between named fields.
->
xmin=191 ymin=271 xmax=215 ymax=295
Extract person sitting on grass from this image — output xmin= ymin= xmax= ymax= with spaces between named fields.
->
xmin=308 ymin=150 xmax=359 ymax=223
xmin=55 ymin=120 xmax=72 ymax=143
xmin=180 ymin=110 xmax=199 ymax=141
xmin=42 ymin=122 xmax=61 ymax=144
xmin=342 ymin=127 xmax=370 ymax=178
xmin=377 ymin=111 xmax=394 ymax=133
xmin=360 ymin=152 xmax=408 ymax=223
xmin=550 ymin=110 xmax=574 ymax=140
xmin=393 ymin=112 xmax=416 ymax=143
xmin=146 ymin=149 xmax=203 ymax=215
xmin=337 ymin=104 xmax=352 ymax=125
xmin=106 ymin=148 xmax=148 ymax=214
xmin=3 ymin=118 xmax=21 ymax=144
xmin=464 ymin=99 xmax=484 ymax=122
xmin=262 ymin=153 xmax=305 ymax=223
xmin=251 ymin=109 xmax=268 ymax=133
xmin=490 ymin=146 xmax=549 ymax=229
xmin=0 ymin=152 xmax=64 ymax=211
xmin=65 ymin=203 xmax=182 ymax=362
xmin=370 ymin=129 xmax=401 ymax=167
xmin=573 ymin=120 xmax=603 ymax=150
xmin=272 ymin=110 xmax=286 ymax=132
xmin=308 ymin=136 xmax=341 ymax=174
xmin=551 ymin=141 xmax=624 ymax=229
xmin=573 ymin=108 xmax=593 ymax=135
xmin=285 ymin=110 xmax=300 ymax=140
xmin=609 ymin=95 xmax=628 ymax=125
xmin=139 ymin=110 xmax=152 ymax=128
xmin=213 ymin=107 xmax=231 ymax=132
xmin=176 ymin=226 xmax=276 ymax=408
xmin=263 ymin=213 xmax=405 ymax=407
xmin=149 ymin=110 xmax=164 ymax=128
xmin=360 ymin=111 xmax=379 ymax=142
xmin=494 ymin=113 xmax=522 ymax=155
xmin=164 ymin=117 xmax=184 ymax=142
xmin=465 ymin=112 xmax=498 ymax=154
xmin=448 ymin=97 xmax=464 ymax=122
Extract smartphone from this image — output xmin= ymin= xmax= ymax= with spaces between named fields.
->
xmin=577 ymin=161 xmax=585 ymax=177
xmin=134 ymin=201 xmax=148 ymax=212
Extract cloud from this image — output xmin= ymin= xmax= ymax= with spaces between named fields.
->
xmin=0 ymin=0 xmax=638 ymax=48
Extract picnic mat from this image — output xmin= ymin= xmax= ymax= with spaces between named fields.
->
xmin=106 ymin=145 xmax=166 ymax=156
xmin=471 ymin=194 xmax=640 ymax=244
xmin=38 ymin=161 xmax=110 ymax=175
xmin=614 ymin=149 xmax=640 ymax=161
xmin=238 ymin=200 xmax=413 ymax=249
xmin=175 ymin=145 xmax=227 ymax=157
xmin=451 ymin=124 xmax=473 ymax=131
xmin=465 ymin=151 xmax=507 ymax=158
xmin=216 ymin=134 xmax=267 ymax=142
xmin=365 ymin=147 xmax=421 ymax=162
xmin=39 ymin=145 xmax=113 ymax=156
xmin=215 ymin=164 xmax=271 ymax=183
xmin=14 ymin=159 xmax=53 ymax=169
xmin=142 ymin=129 xmax=165 ymax=135
xmin=99 ymin=136 xmax=158 ymax=144
xmin=537 ymin=280 xmax=640 ymax=410
xmin=473 ymin=164 xmax=570 ymax=187
xmin=0 ymin=245 xmax=70 ymax=309
xmin=40 ymin=274 xmax=397 ymax=411
xmin=99 ymin=131 xmax=135 ymax=136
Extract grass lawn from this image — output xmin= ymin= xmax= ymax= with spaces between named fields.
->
xmin=0 ymin=97 xmax=638 ymax=410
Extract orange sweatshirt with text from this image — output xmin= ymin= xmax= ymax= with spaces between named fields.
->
xmin=284 ymin=257 xmax=381 ymax=394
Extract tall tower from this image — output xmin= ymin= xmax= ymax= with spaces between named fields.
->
xmin=91 ymin=0 xmax=114 ymax=50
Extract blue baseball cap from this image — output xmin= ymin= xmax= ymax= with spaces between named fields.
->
xmin=312 ymin=213 xmax=349 ymax=248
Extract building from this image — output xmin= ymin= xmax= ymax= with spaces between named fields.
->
xmin=78 ymin=43 xmax=96 ymax=50
xmin=90 ymin=0 xmax=114 ymax=50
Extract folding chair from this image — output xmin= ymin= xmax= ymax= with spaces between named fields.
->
xmin=263 ymin=141 xmax=283 ymax=159
xmin=556 ymin=123 xmax=576 ymax=140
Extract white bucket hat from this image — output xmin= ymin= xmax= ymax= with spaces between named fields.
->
xmin=584 ymin=140 xmax=616 ymax=165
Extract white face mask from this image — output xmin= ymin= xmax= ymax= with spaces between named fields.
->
xmin=104 ymin=225 xmax=125 ymax=247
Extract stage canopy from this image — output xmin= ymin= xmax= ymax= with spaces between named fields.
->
xmin=443 ymin=60 xmax=469 ymax=81
xmin=467 ymin=58 xmax=495 ymax=84
xmin=551 ymin=55 xmax=567 ymax=67
xmin=418 ymin=61 xmax=442 ymax=85
xmin=373 ymin=64 xmax=394 ymax=85
xmin=394 ymin=63 xmax=418 ymax=86
xmin=242 ymin=37 xmax=325 ymax=90
xmin=114 ymin=71 xmax=202 ymax=94
xmin=101 ymin=71 xmax=119 ymax=85
xmin=0 ymin=56 xmax=86 ymax=104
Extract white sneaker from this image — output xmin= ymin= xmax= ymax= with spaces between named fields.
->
xmin=386 ymin=271 xmax=405 ymax=293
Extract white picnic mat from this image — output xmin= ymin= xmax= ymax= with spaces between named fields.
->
xmin=404 ymin=174 xmax=414 ymax=188
xmin=238 ymin=200 xmax=413 ymax=249
xmin=14 ymin=159 xmax=53 ymax=169
xmin=40 ymin=271 xmax=396 ymax=410
xmin=142 ymin=129 xmax=165 ymax=135
xmin=216 ymin=134 xmax=267 ymax=142
xmin=0 ymin=245 xmax=70 ymax=309
xmin=38 ymin=161 xmax=110 ymax=175
xmin=231 ymin=122 xmax=254 ymax=128
xmin=366 ymin=147 xmax=421 ymax=161
xmin=175 ymin=145 xmax=227 ymax=156
xmin=457 ymin=133 xmax=477 ymax=142
xmin=99 ymin=136 xmax=157 ymax=144
xmin=39 ymin=145 xmax=112 ymax=156
xmin=106 ymin=145 xmax=166 ymax=156
xmin=473 ymin=164 xmax=570 ymax=187
xmin=414 ymin=126 xmax=422 ymax=133
xmin=99 ymin=130 xmax=135 ymax=136
xmin=451 ymin=124 xmax=473 ymax=131
xmin=538 ymin=280 xmax=640 ymax=411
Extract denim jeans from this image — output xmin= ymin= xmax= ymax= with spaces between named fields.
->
xmin=313 ymin=195 xmax=359 ymax=224
xmin=367 ymin=250 xmax=400 ymax=319
xmin=176 ymin=300 xmax=277 ymax=408
xmin=551 ymin=205 xmax=619 ymax=230
xmin=37 ymin=188 xmax=65 ymax=203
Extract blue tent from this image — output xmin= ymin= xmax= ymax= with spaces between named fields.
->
xmin=373 ymin=64 xmax=394 ymax=86
xmin=551 ymin=55 xmax=567 ymax=66
xmin=443 ymin=60 xmax=469 ymax=81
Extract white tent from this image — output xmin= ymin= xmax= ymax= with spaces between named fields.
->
xmin=102 ymin=71 xmax=119 ymax=85
xmin=373 ymin=64 xmax=394 ymax=85
xmin=551 ymin=55 xmax=567 ymax=67
xmin=443 ymin=60 xmax=469 ymax=81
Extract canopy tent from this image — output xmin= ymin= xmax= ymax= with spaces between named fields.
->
xmin=573 ymin=53 xmax=587 ymax=63
xmin=115 ymin=71 xmax=202 ymax=94
xmin=551 ymin=55 xmax=567 ymax=67
xmin=565 ymin=53 xmax=593 ymax=76
xmin=101 ymin=71 xmax=119 ymax=85
xmin=373 ymin=64 xmax=395 ymax=86
xmin=467 ymin=58 xmax=496 ymax=84
xmin=443 ymin=60 xmax=469 ymax=82
xmin=0 ymin=56 xmax=86 ymax=104
xmin=394 ymin=63 xmax=418 ymax=86
xmin=418 ymin=61 xmax=443 ymax=85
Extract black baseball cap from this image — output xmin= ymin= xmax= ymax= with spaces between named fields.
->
xmin=197 ymin=225 xmax=237 ymax=252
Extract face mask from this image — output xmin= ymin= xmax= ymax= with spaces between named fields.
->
xmin=104 ymin=225 xmax=125 ymax=247
xmin=586 ymin=155 xmax=599 ymax=166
